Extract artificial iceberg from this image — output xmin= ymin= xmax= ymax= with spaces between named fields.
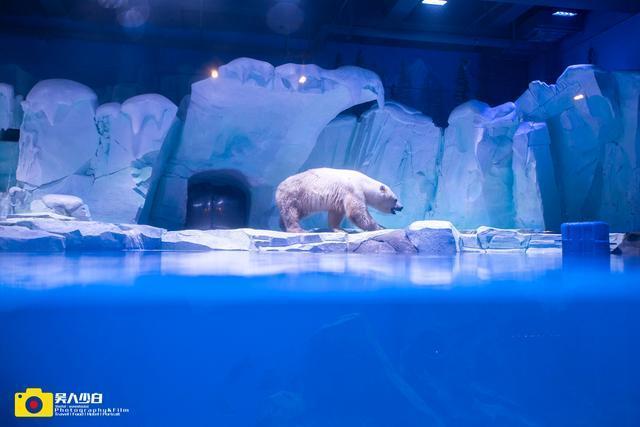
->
xmin=1 ymin=60 xmax=639 ymax=233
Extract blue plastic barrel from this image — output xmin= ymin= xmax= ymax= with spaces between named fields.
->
xmin=561 ymin=221 xmax=610 ymax=255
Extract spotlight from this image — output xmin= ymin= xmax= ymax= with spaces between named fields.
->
xmin=422 ymin=0 xmax=447 ymax=5
xmin=210 ymin=69 xmax=219 ymax=79
xmin=298 ymin=75 xmax=307 ymax=84
xmin=553 ymin=11 xmax=578 ymax=17
xmin=573 ymin=94 xmax=585 ymax=101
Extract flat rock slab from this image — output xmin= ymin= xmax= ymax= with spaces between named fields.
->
xmin=0 ymin=217 xmax=166 ymax=250
xmin=162 ymin=229 xmax=253 ymax=251
xmin=406 ymin=220 xmax=459 ymax=255
xmin=0 ymin=225 xmax=66 ymax=251
xmin=349 ymin=229 xmax=417 ymax=254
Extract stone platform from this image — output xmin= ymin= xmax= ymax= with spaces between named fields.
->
xmin=0 ymin=213 xmax=629 ymax=254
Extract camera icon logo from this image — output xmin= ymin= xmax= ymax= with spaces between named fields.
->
xmin=14 ymin=388 xmax=54 ymax=417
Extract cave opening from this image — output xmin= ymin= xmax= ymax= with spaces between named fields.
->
xmin=185 ymin=170 xmax=250 ymax=230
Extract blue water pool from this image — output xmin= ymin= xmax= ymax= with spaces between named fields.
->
xmin=1 ymin=252 xmax=639 ymax=426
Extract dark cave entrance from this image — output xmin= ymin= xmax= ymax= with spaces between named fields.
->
xmin=185 ymin=170 xmax=250 ymax=230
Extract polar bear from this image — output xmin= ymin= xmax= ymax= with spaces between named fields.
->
xmin=276 ymin=168 xmax=403 ymax=232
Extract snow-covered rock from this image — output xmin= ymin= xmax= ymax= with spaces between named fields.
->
xmin=429 ymin=101 xmax=519 ymax=229
xmin=150 ymin=58 xmax=385 ymax=230
xmin=17 ymin=79 xmax=98 ymax=187
xmin=0 ymin=225 xmax=65 ymax=251
xmin=406 ymin=220 xmax=459 ymax=255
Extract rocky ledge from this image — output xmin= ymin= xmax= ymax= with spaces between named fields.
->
xmin=0 ymin=213 xmax=625 ymax=254
xmin=0 ymin=213 xmax=561 ymax=255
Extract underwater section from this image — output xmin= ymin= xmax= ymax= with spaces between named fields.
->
xmin=0 ymin=252 xmax=639 ymax=426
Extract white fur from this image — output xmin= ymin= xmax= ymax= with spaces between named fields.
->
xmin=276 ymin=168 xmax=401 ymax=232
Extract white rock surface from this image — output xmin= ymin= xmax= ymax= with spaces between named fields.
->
xmin=17 ymin=79 xmax=98 ymax=187
xmin=406 ymin=220 xmax=459 ymax=255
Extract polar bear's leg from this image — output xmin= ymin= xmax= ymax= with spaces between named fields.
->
xmin=345 ymin=197 xmax=381 ymax=231
xmin=328 ymin=209 xmax=345 ymax=232
xmin=280 ymin=204 xmax=305 ymax=233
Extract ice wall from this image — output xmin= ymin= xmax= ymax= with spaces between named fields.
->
xmin=89 ymin=95 xmax=177 ymax=222
xmin=149 ymin=58 xmax=384 ymax=229
xmin=13 ymin=78 xmax=177 ymax=223
xmin=4 ymin=61 xmax=639 ymax=232
xmin=0 ymin=83 xmax=23 ymax=131
xmin=512 ymin=122 xmax=561 ymax=230
xmin=0 ymin=83 xmax=21 ymax=193
xmin=301 ymin=102 xmax=442 ymax=229
xmin=17 ymin=79 xmax=98 ymax=187
xmin=517 ymin=65 xmax=640 ymax=231
xmin=428 ymin=101 xmax=519 ymax=229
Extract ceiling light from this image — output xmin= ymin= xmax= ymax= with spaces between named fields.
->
xmin=422 ymin=0 xmax=447 ymax=5
xmin=553 ymin=11 xmax=578 ymax=17
xmin=573 ymin=94 xmax=585 ymax=101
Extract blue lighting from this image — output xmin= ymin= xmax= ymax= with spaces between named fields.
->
xmin=553 ymin=11 xmax=578 ymax=17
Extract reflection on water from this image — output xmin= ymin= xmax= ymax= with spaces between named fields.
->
xmin=0 ymin=251 xmax=635 ymax=291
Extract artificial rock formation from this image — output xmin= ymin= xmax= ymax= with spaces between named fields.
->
xmin=12 ymin=79 xmax=177 ymax=224
xmin=3 ymin=61 xmax=639 ymax=233
xmin=147 ymin=58 xmax=385 ymax=230
xmin=517 ymin=65 xmax=640 ymax=231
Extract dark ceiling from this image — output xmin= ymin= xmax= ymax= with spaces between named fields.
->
xmin=1 ymin=0 xmax=639 ymax=54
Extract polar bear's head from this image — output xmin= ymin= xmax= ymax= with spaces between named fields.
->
xmin=365 ymin=183 xmax=403 ymax=215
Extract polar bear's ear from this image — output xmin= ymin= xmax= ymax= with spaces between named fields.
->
xmin=380 ymin=185 xmax=386 ymax=192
